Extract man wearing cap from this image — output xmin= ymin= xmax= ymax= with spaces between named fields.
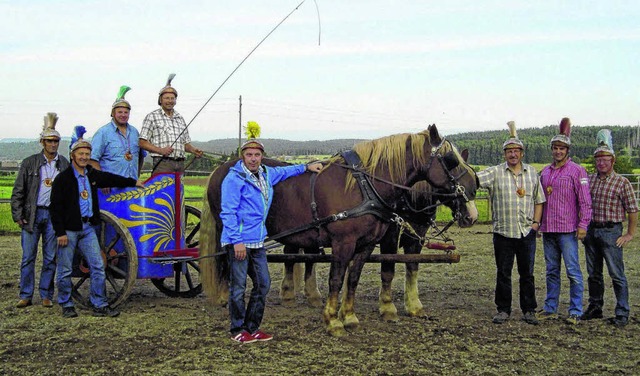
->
xmin=50 ymin=127 xmax=144 ymax=318
xmin=476 ymin=121 xmax=545 ymax=325
xmin=581 ymin=130 xmax=637 ymax=327
xmin=139 ymin=74 xmax=203 ymax=173
xmin=90 ymin=86 xmax=142 ymax=179
xmin=537 ymin=117 xmax=592 ymax=325
xmin=11 ymin=113 xmax=70 ymax=308
xmin=221 ymin=122 xmax=323 ymax=343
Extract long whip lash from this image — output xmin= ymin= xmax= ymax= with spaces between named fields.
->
xmin=152 ymin=0 xmax=320 ymax=173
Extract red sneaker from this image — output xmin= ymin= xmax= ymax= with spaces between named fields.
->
xmin=251 ymin=330 xmax=273 ymax=342
xmin=230 ymin=330 xmax=257 ymax=344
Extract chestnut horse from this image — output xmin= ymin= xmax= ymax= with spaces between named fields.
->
xmin=200 ymin=125 xmax=478 ymax=336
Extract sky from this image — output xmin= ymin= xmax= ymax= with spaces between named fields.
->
xmin=1 ymin=0 xmax=639 ymax=143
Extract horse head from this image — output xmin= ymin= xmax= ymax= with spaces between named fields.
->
xmin=421 ymin=124 xmax=478 ymax=227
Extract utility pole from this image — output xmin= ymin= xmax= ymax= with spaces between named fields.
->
xmin=238 ymin=95 xmax=242 ymax=157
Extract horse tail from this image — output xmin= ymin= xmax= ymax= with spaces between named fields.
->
xmin=200 ymin=173 xmax=227 ymax=307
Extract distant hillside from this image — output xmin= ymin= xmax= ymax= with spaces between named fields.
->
xmin=449 ymin=125 xmax=640 ymax=166
xmin=2 ymin=126 xmax=639 ymax=168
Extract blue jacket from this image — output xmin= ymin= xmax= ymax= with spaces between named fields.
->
xmin=220 ymin=160 xmax=306 ymax=246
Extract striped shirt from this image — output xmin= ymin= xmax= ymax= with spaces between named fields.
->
xmin=539 ymin=158 xmax=592 ymax=232
xmin=589 ymin=171 xmax=638 ymax=223
xmin=477 ymin=162 xmax=546 ymax=238
xmin=139 ymin=108 xmax=191 ymax=159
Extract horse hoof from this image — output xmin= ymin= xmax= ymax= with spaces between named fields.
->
xmin=307 ymin=297 xmax=324 ymax=308
xmin=380 ymin=311 xmax=399 ymax=322
xmin=342 ymin=315 xmax=360 ymax=330
xmin=407 ymin=309 xmax=428 ymax=318
xmin=326 ymin=320 xmax=347 ymax=337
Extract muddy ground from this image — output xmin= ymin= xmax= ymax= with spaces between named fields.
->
xmin=1 ymin=225 xmax=639 ymax=375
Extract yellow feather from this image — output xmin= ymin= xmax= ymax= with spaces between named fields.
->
xmin=507 ymin=121 xmax=517 ymax=139
xmin=245 ymin=121 xmax=261 ymax=139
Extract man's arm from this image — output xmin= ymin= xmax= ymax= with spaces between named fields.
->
xmin=184 ymin=143 xmax=203 ymax=158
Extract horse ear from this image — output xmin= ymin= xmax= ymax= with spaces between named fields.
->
xmin=461 ymin=149 xmax=469 ymax=162
xmin=428 ymin=124 xmax=442 ymax=146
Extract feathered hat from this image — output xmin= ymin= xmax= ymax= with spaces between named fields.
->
xmin=112 ymin=85 xmax=132 ymax=113
xmin=593 ymin=129 xmax=615 ymax=157
xmin=240 ymin=121 xmax=265 ymax=152
xmin=40 ymin=112 xmax=61 ymax=140
xmin=502 ymin=121 xmax=524 ymax=150
xmin=69 ymin=125 xmax=92 ymax=153
xmin=158 ymin=73 xmax=178 ymax=105
xmin=550 ymin=117 xmax=572 ymax=147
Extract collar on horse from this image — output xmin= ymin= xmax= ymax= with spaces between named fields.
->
xmin=266 ymin=150 xmax=399 ymax=243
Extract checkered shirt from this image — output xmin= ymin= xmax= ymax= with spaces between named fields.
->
xmin=477 ymin=162 xmax=546 ymax=238
xmin=589 ymin=172 xmax=638 ymax=223
xmin=139 ymin=108 xmax=191 ymax=159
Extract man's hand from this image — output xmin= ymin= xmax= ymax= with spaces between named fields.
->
xmin=57 ymin=235 xmax=68 ymax=247
xmin=159 ymin=146 xmax=174 ymax=157
xmin=15 ymin=219 xmax=26 ymax=228
xmin=616 ymin=233 xmax=634 ymax=247
xmin=135 ymin=179 xmax=145 ymax=189
xmin=576 ymin=228 xmax=587 ymax=241
xmin=306 ymin=162 xmax=323 ymax=173
xmin=233 ymin=243 xmax=247 ymax=261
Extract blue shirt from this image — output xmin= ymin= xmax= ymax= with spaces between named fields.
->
xmin=73 ymin=167 xmax=93 ymax=218
xmin=91 ymin=121 xmax=141 ymax=179
xmin=36 ymin=153 xmax=60 ymax=207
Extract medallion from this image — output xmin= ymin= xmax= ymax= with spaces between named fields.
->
xmin=44 ymin=178 xmax=52 ymax=187
xmin=124 ymin=151 xmax=133 ymax=161
xmin=516 ymin=188 xmax=525 ymax=197
xmin=81 ymin=190 xmax=89 ymax=200
xmin=546 ymin=186 xmax=553 ymax=195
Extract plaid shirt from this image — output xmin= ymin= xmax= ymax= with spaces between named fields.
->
xmin=139 ymin=108 xmax=191 ymax=159
xmin=477 ymin=162 xmax=546 ymax=238
xmin=539 ymin=159 xmax=592 ymax=232
xmin=589 ymin=171 xmax=638 ymax=223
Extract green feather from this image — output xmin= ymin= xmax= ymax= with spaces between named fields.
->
xmin=116 ymin=85 xmax=131 ymax=101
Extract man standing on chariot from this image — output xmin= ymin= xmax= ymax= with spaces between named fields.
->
xmin=139 ymin=74 xmax=203 ymax=173
xmin=90 ymin=85 xmax=143 ymax=180
xmin=220 ymin=121 xmax=323 ymax=343
xmin=476 ymin=121 xmax=545 ymax=325
xmin=11 ymin=113 xmax=69 ymax=309
xmin=50 ymin=127 xmax=144 ymax=318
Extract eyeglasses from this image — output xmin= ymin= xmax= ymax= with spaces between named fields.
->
xmin=44 ymin=139 xmax=60 ymax=144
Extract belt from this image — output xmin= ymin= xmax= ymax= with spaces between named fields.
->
xmin=36 ymin=206 xmax=49 ymax=209
xmin=154 ymin=156 xmax=185 ymax=162
xmin=590 ymin=221 xmax=620 ymax=229
xmin=81 ymin=216 xmax=91 ymax=223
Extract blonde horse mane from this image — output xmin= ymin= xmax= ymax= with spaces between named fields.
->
xmin=329 ymin=130 xmax=433 ymax=191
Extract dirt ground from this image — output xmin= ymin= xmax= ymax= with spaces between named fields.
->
xmin=1 ymin=225 xmax=640 ymax=375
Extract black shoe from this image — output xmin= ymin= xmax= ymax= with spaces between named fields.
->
xmin=611 ymin=316 xmax=628 ymax=328
xmin=62 ymin=307 xmax=78 ymax=318
xmin=93 ymin=306 xmax=120 ymax=317
xmin=581 ymin=306 xmax=603 ymax=320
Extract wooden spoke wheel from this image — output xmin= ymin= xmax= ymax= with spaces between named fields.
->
xmin=151 ymin=205 xmax=202 ymax=297
xmin=71 ymin=211 xmax=138 ymax=308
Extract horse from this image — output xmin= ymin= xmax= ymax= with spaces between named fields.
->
xmin=200 ymin=124 xmax=478 ymax=337
xmin=281 ymin=177 xmax=474 ymax=320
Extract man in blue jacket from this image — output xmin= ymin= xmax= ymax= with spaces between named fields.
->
xmin=221 ymin=135 xmax=323 ymax=343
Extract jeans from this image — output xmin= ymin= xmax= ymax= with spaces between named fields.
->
xmin=19 ymin=207 xmax=57 ymax=300
xmin=56 ymin=223 xmax=108 ymax=309
xmin=493 ymin=231 xmax=538 ymax=314
xmin=227 ymin=246 xmax=271 ymax=335
xmin=583 ymin=223 xmax=629 ymax=317
xmin=542 ymin=232 xmax=584 ymax=315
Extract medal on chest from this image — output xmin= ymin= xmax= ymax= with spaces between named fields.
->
xmin=44 ymin=178 xmax=52 ymax=187
xmin=546 ymin=186 xmax=553 ymax=195
xmin=124 ymin=151 xmax=133 ymax=161
xmin=516 ymin=188 xmax=525 ymax=197
xmin=81 ymin=190 xmax=89 ymax=200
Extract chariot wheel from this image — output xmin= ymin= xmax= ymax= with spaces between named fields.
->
xmin=71 ymin=211 xmax=138 ymax=308
xmin=151 ymin=205 xmax=202 ymax=297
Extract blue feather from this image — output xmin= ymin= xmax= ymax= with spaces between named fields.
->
xmin=70 ymin=125 xmax=87 ymax=151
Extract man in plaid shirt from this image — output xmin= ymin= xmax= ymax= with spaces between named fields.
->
xmin=139 ymin=74 xmax=203 ymax=173
xmin=581 ymin=129 xmax=638 ymax=327
xmin=477 ymin=121 xmax=545 ymax=325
